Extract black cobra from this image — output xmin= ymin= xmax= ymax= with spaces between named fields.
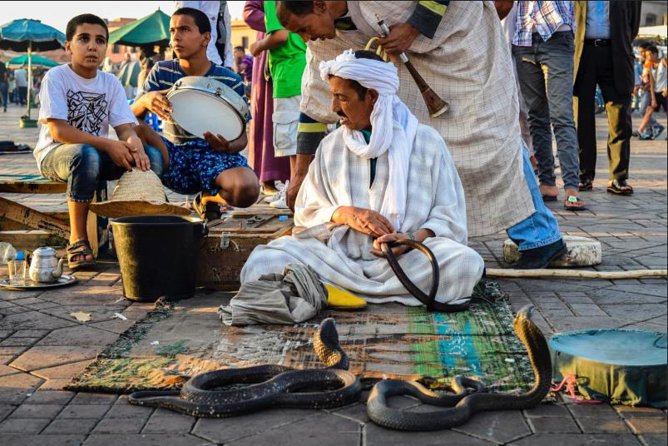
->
xmin=127 ymin=318 xmax=361 ymax=417
xmin=381 ymin=239 xmax=470 ymax=312
xmin=366 ymin=304 xmax=552 ymax=431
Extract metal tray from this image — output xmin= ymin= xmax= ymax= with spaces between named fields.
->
xmin=0 ymin=274 xmax=78 ymax=291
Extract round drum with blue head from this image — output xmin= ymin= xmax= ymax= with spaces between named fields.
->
xmin=549 ymin=329 xmax=667 ymax=407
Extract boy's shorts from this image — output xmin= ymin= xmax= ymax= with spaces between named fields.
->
xmin=161 ymin=137 xmax=249 ymax=195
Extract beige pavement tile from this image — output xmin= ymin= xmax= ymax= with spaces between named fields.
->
xmin=10 ymin=345 xmax=100 ymax=371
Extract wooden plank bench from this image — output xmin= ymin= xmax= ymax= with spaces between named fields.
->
xmin=0 ymin=174 xmax=102 ymax=254
xmin=0 ymin=174 xmax=70 ymax=240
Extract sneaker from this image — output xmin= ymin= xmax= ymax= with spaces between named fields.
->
xmin=652 ymin=124 xmax=665 ymax=139
xmin=268 ymin=181 xmax=290 ymax=209
xmin=632 ymin=130 xmax=640 ymax=138
xmin=261 ymin=181 xmax=286 ymax=202
xmin=639 ymin=130 xmax=654 ymax=140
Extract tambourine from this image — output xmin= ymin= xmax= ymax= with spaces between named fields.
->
xmin=167 ymin=76 xmax=249 ymax=141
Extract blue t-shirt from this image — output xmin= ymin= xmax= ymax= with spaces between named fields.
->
xmin=143 ymin=60 xmax=249 ymax=146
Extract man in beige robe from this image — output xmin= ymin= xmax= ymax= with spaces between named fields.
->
xmin=277 ymin=0 xmax=567 ymax=269
xmin=241 ymin=49 xmax=484 ymax=306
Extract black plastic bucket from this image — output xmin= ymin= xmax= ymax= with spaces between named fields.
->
xmin=110 ymin=215 xmax=206 ymax=302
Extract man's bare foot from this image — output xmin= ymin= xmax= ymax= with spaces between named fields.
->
xmin=539 ymin=183 xmax=558 ymax=201
xmin=564 ymin=188 xmax=586 ymax=211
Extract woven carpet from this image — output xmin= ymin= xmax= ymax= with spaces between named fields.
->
xmin=66 ymin=287 xmax=534 ymax=394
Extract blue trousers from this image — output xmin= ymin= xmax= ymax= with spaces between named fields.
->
xmin=40 ymin=144 xmax=164 ymax=202
xmin=506 ymin=149 xmax=562 ymax=251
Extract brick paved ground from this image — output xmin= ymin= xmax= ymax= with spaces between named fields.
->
xmin=1 ymin=102 xmax=666 ymax=445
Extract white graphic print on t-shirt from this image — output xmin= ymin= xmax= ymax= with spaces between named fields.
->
xmin=66 ymin=90 xmax=108 ymax=135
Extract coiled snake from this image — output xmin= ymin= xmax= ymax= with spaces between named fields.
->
xmin=129 ymin=241 xmax=551 ymax=428
xmin=366 ymin=304 xmax=552 ymax=431
xmin=127 ymin=318 xmax=361 ymax=417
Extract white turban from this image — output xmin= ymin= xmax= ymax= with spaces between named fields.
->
xmin=319 ymin=49 xmax=418 ymax=229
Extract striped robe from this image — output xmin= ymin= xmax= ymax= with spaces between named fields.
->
xmin=300 ymin=1 xmax=535 ymax=237
xmin=241 ymin=125 xmax=485 ymax=306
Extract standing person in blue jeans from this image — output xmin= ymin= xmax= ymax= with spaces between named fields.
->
xmin=132 ymin=7 xmax=259 ymax=218
xmin=513 ymin=1 xmax=585 ymax=211
xmin=35 ymin=13 xmax=168 ymax=270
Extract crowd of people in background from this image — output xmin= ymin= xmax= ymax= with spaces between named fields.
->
xmin=0 ymin=61 xmax=48 ymax=110
xmin=2 ymin=1 xmax=666 ymax=208
xmin=0 ymin=0 xmax=661 ymax=281
xmin=634 ymin=42 xmax=667 ymax=140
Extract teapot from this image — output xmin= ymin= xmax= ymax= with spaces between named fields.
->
xmin=29 ymin=247 xmax=65 ymax=283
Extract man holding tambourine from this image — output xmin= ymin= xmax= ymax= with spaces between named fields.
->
xmin=131 ymin=7 xmax=260 ymax=215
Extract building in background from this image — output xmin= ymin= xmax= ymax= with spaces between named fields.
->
xmin=230 ymin=19 xmax=254 ymax=51
xmin=106 ymin=17 xmax=138 ymax=65
xmin=641 ymin=1 xmax=667 ymax=26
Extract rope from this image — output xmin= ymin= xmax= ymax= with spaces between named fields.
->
xmin=486 ymin=268 xmax=667 ymax=279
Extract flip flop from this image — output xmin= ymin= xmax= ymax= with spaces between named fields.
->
xmin=564 ymin=195 xmax=587 ymax=211
xmin=539 ymin=184 xmax=558 ymax=202
xmin=193 ymin=193 xmax=227 ymax=221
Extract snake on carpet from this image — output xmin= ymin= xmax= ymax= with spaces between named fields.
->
xmin=127 ymin=318 xmax=361 ymax=417
xmin=366 ymin=304 xmax=552 ymax=431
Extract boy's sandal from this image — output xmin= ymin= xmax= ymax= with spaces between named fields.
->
xmin=67 ymin=240 xmax=96 ymax=270
xmin=193 ymin=192 xmax=223 ymax=221
xmin=564 ymin=195 xmax=587 ymax=211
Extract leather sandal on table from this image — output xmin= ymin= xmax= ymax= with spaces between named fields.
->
xmin=607 ymin=179 xmax=634 ymax=196
xmin=66 ymin=240 xmax=96 ymax=270
xmin=564 ymin=195 xmax=586 ymax=211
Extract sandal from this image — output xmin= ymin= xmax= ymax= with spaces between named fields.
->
xmin=193 ymin=192 xmax=223 ymax=221
xmin=578 ymin=178 xmax=593 ymax=191
xmin=607 ymin=179 xmax=634 ymax=196
xmin=564 ymin=195 xmax=587 ymax=211
xmin=67 ymin=240 xmax=96 ymax=270
xmin=539 ymin=184 xmax=558 ymax=202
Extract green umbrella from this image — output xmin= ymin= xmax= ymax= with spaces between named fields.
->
xmin=7 ymin=53 xmax=59 ymax=69
xmin=0 ymin=19 xmax=65 ymax=123
xmin=117 ymin=60 xmax=140 ymax=87
xmin=109 ymin=10 xmax=171 ymax=47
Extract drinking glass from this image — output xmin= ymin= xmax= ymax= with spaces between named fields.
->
xmin=8 ymin=260 xmax=27 ymax=285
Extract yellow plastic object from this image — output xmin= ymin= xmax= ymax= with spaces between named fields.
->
xmin=325 ymin=284 xmax=367 ymax=310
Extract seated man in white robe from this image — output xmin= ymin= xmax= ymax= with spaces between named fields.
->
xmin=241 ymin=49 xmax=485 ymax=307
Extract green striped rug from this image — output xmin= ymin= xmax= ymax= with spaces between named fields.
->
xmin=67 ymin=292 xmax=534 ymax=394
